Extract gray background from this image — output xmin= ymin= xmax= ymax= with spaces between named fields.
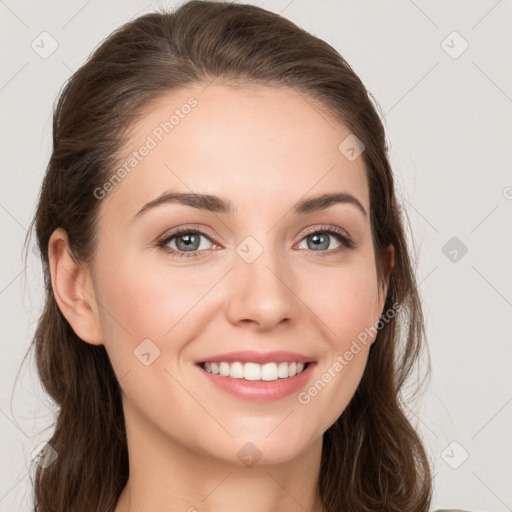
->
xmin=1 ymin=0 xmax=511 ymax=510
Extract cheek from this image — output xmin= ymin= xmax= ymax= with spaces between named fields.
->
xmin=93 ymin=254 xmax=223 ymax=371
xmin=96 ymin=256 xmax=206 ymax=336
xmin=306 ymin=259 xmax=380 ymax=351
xmin=297 ymin=259 xmax=378 ymax=427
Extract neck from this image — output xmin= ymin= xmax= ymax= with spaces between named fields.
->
xmin=115 ymin=405 xmax=325 ymax=512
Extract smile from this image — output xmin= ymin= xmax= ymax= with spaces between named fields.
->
xmin=200 ymin=361 xmax=307 ymax=381
xmin=196 ymin=355 xmax=316 ymax=402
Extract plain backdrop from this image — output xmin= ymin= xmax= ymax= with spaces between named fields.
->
xmin=1 ymin=1 xmax=511 ymax=511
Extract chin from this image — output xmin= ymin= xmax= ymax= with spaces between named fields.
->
xmin=228 ymin=430 xmax=318 ymax=467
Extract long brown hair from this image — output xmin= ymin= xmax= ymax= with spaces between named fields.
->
xmin=22 ymin=1 xmax=432 ymax=510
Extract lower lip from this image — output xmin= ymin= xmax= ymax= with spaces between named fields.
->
xmin=196 ymin=363 xmax=316 ymax=402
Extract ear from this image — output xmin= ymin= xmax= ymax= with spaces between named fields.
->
xmin=374 ymin=243 xmax=395 ymax=323
xmin=48 ymin=227 xmax=103 ymax=345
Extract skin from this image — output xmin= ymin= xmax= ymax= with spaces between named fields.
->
xmin=49 ymin=82 xmax=394 ymax=512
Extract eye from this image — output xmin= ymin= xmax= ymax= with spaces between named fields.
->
xmin=156 ymin=225 xmax=355 ymax=259
xmin=296 ymin=226 xmax=355 ymax=253
xmin=157 ymin=228 xmax=216 ymax=258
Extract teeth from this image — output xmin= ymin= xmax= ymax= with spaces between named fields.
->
xmin=277 ymin=362 xmax=289 ymax=378
xmin=219 ymin=362 xmax=230 ymax=376
xmin=229 ymin=361 xmax=244 ymax=378
xmin=202 ymin=361 xmax=307 ymax=380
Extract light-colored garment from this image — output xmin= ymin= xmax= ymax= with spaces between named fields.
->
xmin=434 ymin=509 xmax=472 ymax=511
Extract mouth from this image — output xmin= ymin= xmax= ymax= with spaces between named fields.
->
xmin=195 ymin=351 xmax=317 ymax=402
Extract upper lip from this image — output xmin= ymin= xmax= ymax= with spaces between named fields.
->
xmin=196 ymin=350 xmax=315 ymax=365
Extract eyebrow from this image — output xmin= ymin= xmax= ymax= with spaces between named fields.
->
xmin=132 ymin=190 xmax=367 ymax=220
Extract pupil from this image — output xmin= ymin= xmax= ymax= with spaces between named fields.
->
xmin=178 ymin=233 xmax=198 ymax=251
xmin=310 ymin=233 xmax=328 ymax=250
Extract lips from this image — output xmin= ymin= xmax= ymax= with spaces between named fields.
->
xmin=195 ymin=350 xmax=316 ymax=401
xmin=195 ymin=350 xmax=314 ymax=365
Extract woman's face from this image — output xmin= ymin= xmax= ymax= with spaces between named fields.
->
xmin=87 ymin=82 xmax=392 ymax=465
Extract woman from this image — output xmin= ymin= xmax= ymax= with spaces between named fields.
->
xmin=26 ymin=1 xmax=434 ymax=510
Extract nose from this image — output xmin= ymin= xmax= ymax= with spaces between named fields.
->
xmin=224 ymin=245 xmax=299 ymax=332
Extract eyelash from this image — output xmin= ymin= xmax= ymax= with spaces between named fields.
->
xmin=156 ymin=225 xmax=355 ymax=259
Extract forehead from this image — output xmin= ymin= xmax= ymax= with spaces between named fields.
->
xmin=100 ymin=82 xmax=369 ymax=221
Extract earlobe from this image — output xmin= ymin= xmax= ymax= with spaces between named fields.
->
xmin=48 ymin=228 xmax=103 ymax=345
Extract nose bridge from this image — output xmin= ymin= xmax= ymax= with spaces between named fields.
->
xmin=225 ymin=233 xmax=298 ymax=329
